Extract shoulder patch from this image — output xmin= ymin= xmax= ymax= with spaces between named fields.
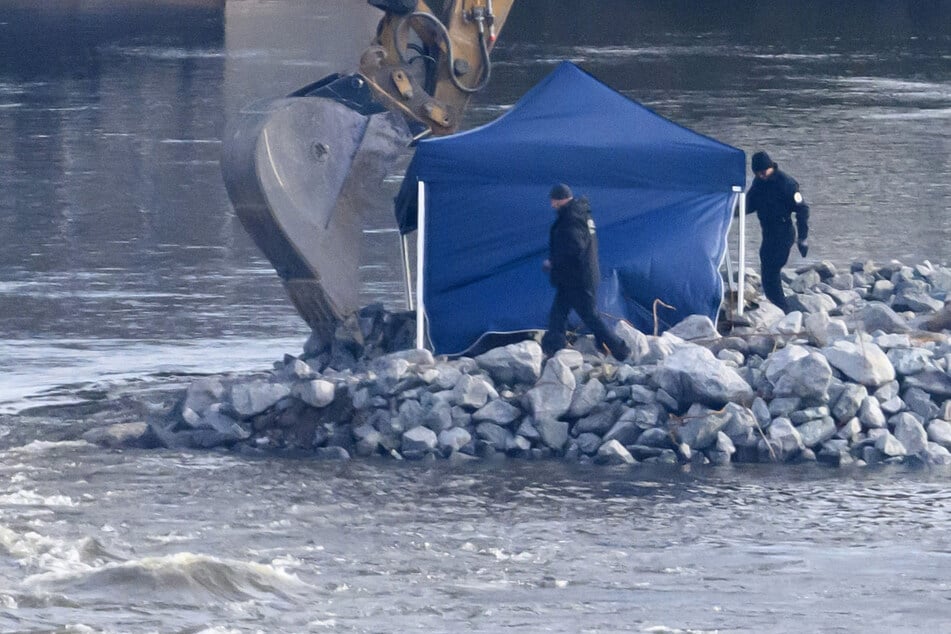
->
xmin=794 ymin=192 xmax=804 ymax=204
xmin=587 ymin=218 xmax=596 ymax=235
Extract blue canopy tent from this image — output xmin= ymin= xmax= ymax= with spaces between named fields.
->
xmin=395 ymin=62 xmax=746 ymax=355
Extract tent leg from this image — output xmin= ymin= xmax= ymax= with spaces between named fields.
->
xmin=415 ymin=180 xmax=427 ymax=350
xmin=738 ymin=191 xmax=747 ymax=317
xmin=400 ymin=233 xmax=414 ymax=311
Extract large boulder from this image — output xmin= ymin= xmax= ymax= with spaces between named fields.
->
xmin=763 ymin=344 xmax=832 ymax=402
xmin=652 ymin=345 xmax=754 ymax=409
xmin=230 ymin=380 xmax=291 ymax=418
xmin=821 ymin=337 xmax=895 ymax=387
xmin=475 ymin=341 xmax=544 ymax=385
xmin=525 ymin=357 xmax=576 ymax=420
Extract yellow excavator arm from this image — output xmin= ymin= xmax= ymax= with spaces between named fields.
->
xmin=221 ymin=1 xmax=517 ymax=341
xmin=363 ymin=0 xmax=516 ymax=136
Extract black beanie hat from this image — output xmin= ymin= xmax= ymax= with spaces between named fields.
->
xmin=549 ymin=183 xmax=573 ymax=200
xmin=751 ymin=151 xmax=774 ymax=172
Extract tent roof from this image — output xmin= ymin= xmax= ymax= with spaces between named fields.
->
xmin=397 ymin=61 xmax=745 ymax=232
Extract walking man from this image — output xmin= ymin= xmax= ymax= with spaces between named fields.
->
xmin=541 ymin=184 xmax=630 ymax=360
xmin=745 ymin=151 xmax=810 ymax=312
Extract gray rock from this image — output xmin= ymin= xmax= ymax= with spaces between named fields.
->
xmin=315 ymin=446 xmax=351 ymax=460
xmin=516 ymin=419 xmax=540 ymax=440
xmin=745 ymin=302 xmax=786 ymax=332
xmin=402 ymin=426 xmax=438 ymax=456
xmin=576 ymin=432 xmax=602 ymax=455
xmin=422 ymin=401 xmax=454 ymax=433
xmin=769 ymin=397 xmax=802 ymax=418
xmin=675 ymin=405 xmax=731 ymax=450
xmin=652 ymin=345 xmax=754 ymax=409
xmin=821 ymin=338 xmax=895 ymax=387
xmin=524 ymin=357 xmax=576 ymax=420
xmin=637 ymin=427 xmax=673 ymax=448
xmin=438 ymin=427 xmax=472 ymax=454
xmin=871 ymin=279 xmax=895 ymax=301
xmin=614 ymin=321 xmax=652 ymax=363
xmin=535 ymin=418 xmax=570 ymax=451
xmin=567 ymin=379 xmax=606 ymax=419
xmin=83 ymin=422 xmax=152 ymax=449
xmin=893 ymin=413 xmax=928 ymax=455
xmin=475 ymin=341 xmax=544 ymax=385
xmin=887 ymin=347 xmax=934 ymax=376
xmin=475 ymin=422 xmax=514 ymax=451
xmin=573 ymin=405 xmax=621 ymax=436
xmin=183 ymin=377 xmax=226 ymax=416
xmin=595 ymin=440 xmax=637 ymax=465
xmin=893 ymin=287 xmax=944 ymax=313
xmin=925 ymin=442 xmax=951 ymax=465
xmin=903 ymin=369 xmax=951 ymax=398
xmin=602 ymin=420 xmax=641 ymax=446
xmin=790 ymin=406 xmax=830 ymax=425
xmin=852 ymin=302 xmax=911 ymax=334
xmin=667 ymin=314 xmax=720 ymax=342
xmin=452 ymin=374 xmax=499 ymax=410
xmin=790 ymin=270 xmax=822 ymax=293
xmin=764 ymin=344 xmax=832 ymax=402
xmin=796 ymin=417 xmax=837 ymax=448
xmin=230 ymin=380 xmax=291 ymax=418
xmin=769 ymin=311 xmax=804 ymax=336
xmin=832 ymin=383 xmax=868 ymax=423
xmin=617 ymin=403 xmax=666 ymax=430
xmin=355 ymin=430 xmax=382 ymax=457
xmin=788 ymin=293 xmax=836 ymax=315
xmin=707 ymin=431 xmax=737 ymax=466
xmin=927 ymin=419 xmax=951 ymax=448
xmin=292 ymin=379 xmax=336 ymax=408
xmin=874 ymin=432 xmax=906 ymax=458
xmin=835 ymin=417 xmax=862 ymax=442
xmin=767 ymin=418 xmax=804 ymax=460
xmin=473 ymin=399 xmax=522 ymax=426
xmin=859 ymin=396 xmax=887 ymax=429
xmin=903 ymin=387 xmax=940 ymax=421
xmin=752 ymin=397 xmax=771 ymax=426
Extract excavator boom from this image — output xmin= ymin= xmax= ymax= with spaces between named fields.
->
xmin=221 ymin=0 xmax=515 ymax=341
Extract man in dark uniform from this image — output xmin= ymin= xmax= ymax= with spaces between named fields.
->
xmin=541 ymin=184 xmax=630 ymax=360
xmin=745 ymin=151 xmax=810 ymax=313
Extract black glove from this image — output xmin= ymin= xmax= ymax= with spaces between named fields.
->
xmin=797 ymin=239 xmax=808 ymax=257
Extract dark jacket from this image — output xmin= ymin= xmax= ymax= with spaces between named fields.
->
xmin=549 ymin=197 xmax=599 ymax=290
xmin=746 ymin=166 xmax=810 ymax=243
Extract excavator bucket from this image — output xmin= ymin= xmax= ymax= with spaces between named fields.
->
xmin=221 ymin=74 xmax=412 ymax=337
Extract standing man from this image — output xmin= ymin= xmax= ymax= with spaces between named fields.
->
xmin=745 ymin=151 xmax=810 ymax=313
xmin=542 ymin=184 xmax=630 ymax=360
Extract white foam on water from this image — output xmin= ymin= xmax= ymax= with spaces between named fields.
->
xmin=0 ymin=489 xmax=77 ymax=508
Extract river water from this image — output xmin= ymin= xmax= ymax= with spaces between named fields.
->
xmin=1 ymin=1 xmax=950 ymax=631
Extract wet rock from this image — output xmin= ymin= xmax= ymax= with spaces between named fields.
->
xmin=83 ymin=422 xmax=153 ymax=449
xmin=438 ymin=427 xmax=472 ymax=454
xmin=182 ymin=377 xmax=226 ymax=415
xmin=674 ymin=405 xmax=730 ymax=450
xmin=315 ymin=446 xmax=351 ymax=460
xmin=892 ymin=413 xmax=928 ymax=455
xmin=874 ymin=432 xmax=906 ymax=458
xmin=535 ymin=418 xmax=570 ymax=451
xmin=637 ymin=427 xmax=673 ymax=448
xmin=707 ymin=431 xmax=736 ymax=466
xmin=573 ymin=404 xmax=620 ymax=436
xmin=924 ymin=442 xmax=951 ymax=465
xmin=767 ymin=418 xmax=804 ymax=461
xmin=796 ymin=416 xmax=837 ymax=449
xmin=575 ymin=432 xmax=602 ymax=455
xmin=927 ymin=419 xmax=951 ymax=448
xmin=602 ymin=419 xmax=641 ymax=446
xmin=402 ymin=425 xmax=438 ymax=458
xmin=595 ymin=439 xmax=636 ymax=465
xmin=475 ymin=422 xmax=513 ymax=451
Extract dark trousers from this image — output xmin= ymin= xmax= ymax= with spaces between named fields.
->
xmin=543 ymin=285 xmax=626 ymax=357
xmin=759 ymin=229 xmax=795 ymax=312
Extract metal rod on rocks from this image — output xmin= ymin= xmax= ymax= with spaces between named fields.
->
xmin=415 ymin=180 xmax=427 ymax=350
xmin=401 ymin=234 xmax=414 ymax=310
xmin=737 ymin=187 xmax=747 ymax=317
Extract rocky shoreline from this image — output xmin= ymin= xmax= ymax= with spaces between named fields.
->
xmin=83 ymin=258 xmax=951 ymax=468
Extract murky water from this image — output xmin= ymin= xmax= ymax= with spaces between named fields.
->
xmin=1 ymin=1 xmax=950 ymax=631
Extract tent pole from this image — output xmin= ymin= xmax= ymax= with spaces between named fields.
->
xmin=400 ymin=234 xmax=414 ymax=310
xmin=738 ymin=190 xmax=747 ymax=317
xmin=416 ymin=180 xmax=427 ymax=350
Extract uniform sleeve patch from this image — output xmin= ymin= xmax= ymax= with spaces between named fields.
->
xmin=794 ymin=192 xmax=804 ymax=204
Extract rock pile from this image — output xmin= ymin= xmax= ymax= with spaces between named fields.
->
xmin=87 ymin=259 xmax=951 ymax=468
